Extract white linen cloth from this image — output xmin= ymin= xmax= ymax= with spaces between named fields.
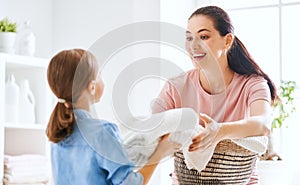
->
xmin=122 ymin=108 xmax=268 ymax=171
xmin=3 ymin=154 xmax=50 ymax=184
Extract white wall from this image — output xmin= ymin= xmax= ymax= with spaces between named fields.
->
xmin=160 ymin=0 xmax=196 ymax=72
xmin=0 ymin=0 xmax=53 ymax=58
xmin=52 ymin=0 xmax=133 ymax=53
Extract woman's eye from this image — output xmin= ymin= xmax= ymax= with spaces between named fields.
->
xmin=186 ymin=36 xmax=193 ymax=41
xmin=200 ymin=35 xmax=209 ymax=40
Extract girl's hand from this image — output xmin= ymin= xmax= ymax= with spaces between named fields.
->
xmin=154 ymin=134 xmax=182 ymax=159
xmin=189 ymin=113 xmax=221 ymax=152
xmin=139 ymin=134 xmax=181 ymax=185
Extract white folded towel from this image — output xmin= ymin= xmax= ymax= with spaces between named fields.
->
xmin=122 ymin=108 xmax=268 ymax=171
xmin=3 ymin=181 xmax=47 ymax=185
xmin=4 ymin=154 xmax=48 ymax=164
xmin=3 ymin=173 xmax=49 ymax=184
xmin=232 ymin=136 xmax=268 ymax=155
xmin=123 ymin=108 xmax=199 ymax=167
xmin=4 ymin=169 xmax=49 ymax=179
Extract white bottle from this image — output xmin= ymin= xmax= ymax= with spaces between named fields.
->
xmin=19 ymin=79 xmax=36 ymax=124
xmin=15 ymin=21 xmax=35 ymax=56
xmin=5 ymin=74 xmax=20 ymax=123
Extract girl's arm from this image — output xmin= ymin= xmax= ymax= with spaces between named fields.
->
xmin=138 ymin=135 xmax=180 ymax=185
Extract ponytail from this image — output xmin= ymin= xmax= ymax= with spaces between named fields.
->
xmin=228 ymin=37 xmax=277 ymax=103
xmin=46 ymin=102 xmax=75 ymax=143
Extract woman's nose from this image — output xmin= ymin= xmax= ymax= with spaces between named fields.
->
xmin=190 ymin=37 xmax=201 ymax=50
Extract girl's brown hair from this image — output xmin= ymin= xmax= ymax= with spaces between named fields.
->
xmin=46 ymin=49 xmax=98 ymax=143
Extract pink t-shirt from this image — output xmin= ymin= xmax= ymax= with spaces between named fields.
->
xmin=152 ymin=69 xmax=271 ymax=184
xmin=152 ymin=69 xmax=271 ymax=124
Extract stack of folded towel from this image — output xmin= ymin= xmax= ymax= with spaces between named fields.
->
xmin=3 ymin=154 xmax=50 ymax=185
xmin=122 ymin=108 xmax=268 ymax=172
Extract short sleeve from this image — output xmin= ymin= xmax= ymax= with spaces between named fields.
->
xmin=247 ymin=78 xmax=271 ymax=105
xmin=152 ymin=81 xmax=177 ymax=113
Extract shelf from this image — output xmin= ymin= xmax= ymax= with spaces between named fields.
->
xmin=4 ymin=127 xmax=48 ymax=156
xmin=4 ymin=123 xmax=46 ymax=130
xmin=1 ymin=53 xmax=52 ymax=179
xmin=0 ymin=52 xmax=49 ymax=69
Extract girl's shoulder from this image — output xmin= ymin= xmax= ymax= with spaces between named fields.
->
xmin=98 ymin=120 xmax=121 ymax=139
xmin=74 ymin=109 xmax=120 ymax=137
xmin=75 ymin=119 xmax=123 ymax=148
xmin=77 ymin=118 xmax=120 ymax=138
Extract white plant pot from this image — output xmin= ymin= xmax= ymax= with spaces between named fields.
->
xmin=0 ymin=32 xmax=16 ymax=53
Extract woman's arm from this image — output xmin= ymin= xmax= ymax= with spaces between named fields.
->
xmin=220 ymin=99 xmax=272 ymax=139
xmin=189 ymin=100 xmax=272 ymax=152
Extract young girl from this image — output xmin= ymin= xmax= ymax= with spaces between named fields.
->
xmin=46 ymin=48 xmax=176 ymax=185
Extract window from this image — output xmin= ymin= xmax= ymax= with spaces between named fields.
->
xmin=282 ymin=4 xmax=300 ymax=84
xmin=210 ymin=0 xmax=279 ymax=9
xmin=229 ymin=7 xmax=280 ymax=85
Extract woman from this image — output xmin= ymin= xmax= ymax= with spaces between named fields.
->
xmin=47 ymin=49 xmax=177 ymax=185
xmin=152 ymin=6 xmax=277 ymax=184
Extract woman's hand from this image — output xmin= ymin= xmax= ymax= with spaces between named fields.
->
xmin=189 ymin=113 xmax=221 ymax=152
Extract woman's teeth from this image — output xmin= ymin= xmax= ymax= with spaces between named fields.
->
xmin=193 ymin=53 xmax=206 ymax=59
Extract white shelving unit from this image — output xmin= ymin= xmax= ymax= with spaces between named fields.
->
xmin=0 ymin=52 xmax=54 ymax=181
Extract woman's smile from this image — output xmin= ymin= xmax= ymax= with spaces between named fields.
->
xmin=192 ymin=52 xmax=206 ymax=62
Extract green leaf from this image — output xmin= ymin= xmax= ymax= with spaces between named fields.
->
xmin=272 ymin=80 xmax=297 ymax=129
xmin=0 ymin=17 xmax=17 ymax=32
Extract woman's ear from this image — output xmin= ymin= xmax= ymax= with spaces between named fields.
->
xmin=88 ymin=80 xmax=96 ymax=95
xmin=225 ymin=33 xmax=234 ymax=50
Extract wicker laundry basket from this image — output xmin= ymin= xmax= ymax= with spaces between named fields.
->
xmin=174 ymin=139 xmax=258 ymax=185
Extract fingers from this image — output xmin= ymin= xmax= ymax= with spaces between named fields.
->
xmin=189 ymin=141 xmax=199 ymax=151
xmin=159 ymin=133 xmax=170 ymax=142
xmin=189 ymin=133 xmax=210 ymax=152
xmin=191 ymin=131 xmax=207 ymax=143
xmin=171 ymin=142 xmax=182 ymax=150
xmin=199 ymin=113 xmax=212 ymax=126
xmin=189 ymin=142 xmax=212 ymax=152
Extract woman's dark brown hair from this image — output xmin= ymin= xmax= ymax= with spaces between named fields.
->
xmin=189 ymin=6 xmax=277 ymax=103
xmin=46 ymin=49 xmax=98 ymax=143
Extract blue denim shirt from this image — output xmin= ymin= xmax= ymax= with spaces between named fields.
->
xmin=51 ymin=109 xmax=143 ymax=185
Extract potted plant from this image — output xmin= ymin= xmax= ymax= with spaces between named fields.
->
xmin=0 ymin=17 xmax=17 ymax=53
xmin=258 ymin=80 xmax=297 ymax=184
xmin=261 ymin=80 xmax=296 ymax=160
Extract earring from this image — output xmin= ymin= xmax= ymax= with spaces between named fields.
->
xmin=91 ymin=87 xmax=95 ymax=95
xmin=90 ymin=80 xmax=96 ymax=95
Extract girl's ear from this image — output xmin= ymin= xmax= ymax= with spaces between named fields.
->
xmin=225 ymin=33 xmax=234 ymax=50
xmin=88 ymin=80 xmax=96 ymax=95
